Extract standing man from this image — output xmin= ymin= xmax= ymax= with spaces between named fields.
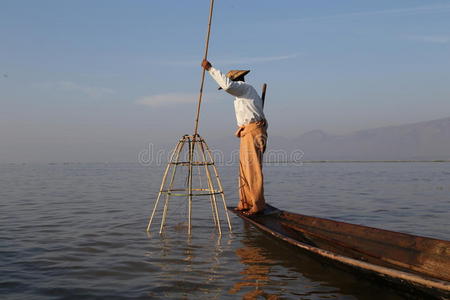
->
xmin=201 ymin=59 xmax=268 ymax=216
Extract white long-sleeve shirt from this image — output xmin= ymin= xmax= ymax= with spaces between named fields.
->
xmin=208 ymin=67 xmax=265 ymax=127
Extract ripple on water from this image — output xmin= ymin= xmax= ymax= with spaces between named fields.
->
xmin=1 ymin=163 xmax=448 ymax=299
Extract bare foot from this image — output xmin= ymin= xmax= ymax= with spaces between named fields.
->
xmin=234 ymin=207 xmax=249 ymax=211
xmin=242 ymin=210 xmax=264 ymax=216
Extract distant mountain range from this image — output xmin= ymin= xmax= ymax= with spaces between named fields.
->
xmin=206 ymin=117 xmax=450 ymax=161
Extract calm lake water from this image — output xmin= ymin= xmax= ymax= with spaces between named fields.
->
xmin=1 ymin=162 xmax=449 ymax=299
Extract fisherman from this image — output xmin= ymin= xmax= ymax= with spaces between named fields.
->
xmin=201 ymin=59 xmax=268 ymax=216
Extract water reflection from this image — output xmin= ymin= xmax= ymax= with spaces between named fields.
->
xmin=230 ymin=224 xmax=280 ymax=299
xmin=231 ymin=223 xmax=407 ymax=300
xmin=144 ymin=228 xmax=233 ymax=298
xmin=3 ymin=163 xmax=444 ymax=299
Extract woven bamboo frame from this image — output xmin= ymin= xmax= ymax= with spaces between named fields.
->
xmin=146 ymin=134 xmax=232 ymax=235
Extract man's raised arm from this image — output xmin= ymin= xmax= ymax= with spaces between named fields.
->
xmin=201 ymin=59 xmax=247 ymax=96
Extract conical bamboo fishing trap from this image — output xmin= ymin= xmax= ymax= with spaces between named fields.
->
xmin=146 ymin=0 xmax=232 ymax=235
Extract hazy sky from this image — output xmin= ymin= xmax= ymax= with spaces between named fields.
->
xmin=1 ymin=0 xmax=450 ymax=162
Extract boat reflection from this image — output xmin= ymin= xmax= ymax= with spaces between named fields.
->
xmin=230 ymin=223 xmax=406 ymax=300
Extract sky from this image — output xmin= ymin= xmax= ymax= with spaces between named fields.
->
xmin=1 ymin=0 xmax=450 ymax=162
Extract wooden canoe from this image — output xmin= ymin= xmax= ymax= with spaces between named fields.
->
xmin=229 ymin=204 xmax=450 ymax=299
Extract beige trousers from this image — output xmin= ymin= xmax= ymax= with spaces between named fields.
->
xmin=235 ymin=120 xmax=268 ymax=212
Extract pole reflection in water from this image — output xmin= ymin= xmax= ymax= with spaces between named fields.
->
xmin=144 ymin=228 xmax=231 ymax=298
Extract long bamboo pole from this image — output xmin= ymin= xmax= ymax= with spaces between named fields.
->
xmin=189 ymin=0 xmax=215 ymax=235
xmin=193 ymin=0 xmax=215 ymax=136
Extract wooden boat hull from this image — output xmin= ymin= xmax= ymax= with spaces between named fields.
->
xmin=229 ymin=205 xmax=450 ymax=299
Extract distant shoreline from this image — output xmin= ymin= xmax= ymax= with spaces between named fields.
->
xmin=1 ymin=160 xmax=449 ymax=165
xmin=266 ymin=160 xmax=450 ymax=164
